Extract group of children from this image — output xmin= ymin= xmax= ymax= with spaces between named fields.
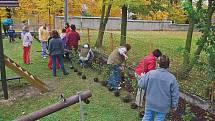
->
xmin=19 ymin=22 xmax=95 ymax=76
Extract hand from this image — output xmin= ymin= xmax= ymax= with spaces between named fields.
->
xmin=124 ymin=55 xmax=128 ymax=60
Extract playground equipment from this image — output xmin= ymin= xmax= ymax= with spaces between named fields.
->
xmin=15 ymin=90 xmax=92 ymax=121
xmin=4 ymin=55 xmax=49 ymax=92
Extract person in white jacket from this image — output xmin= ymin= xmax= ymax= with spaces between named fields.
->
xmin=21 ymin=26 xmax=33 ymax=64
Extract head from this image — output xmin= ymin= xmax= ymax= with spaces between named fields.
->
xmin=51 ymin=30 xmax=60 ymax=39
xmin=65 ymin=23 xmax=70 ymax=28
xmin=7 ymin=15 xmax=11 ymax=18
xmin=23 ymin=26 xmax=29 ymax=32
xmin=158 ymin=55 xmax=170 ymax=69
xmin=153 ymin=49 xmax=162 ymax=58
xmin=9 ymin=25 xmax=13 ymax=30
xmin=62 ymin=28 xmax=66 ymax=33
xmin=83 ymin=43 xmax=90 ymax=49
xmin=123 ymin=44 xmax=131 ymax=52
xmin=70 ymin=24 xmax=76 ymax=31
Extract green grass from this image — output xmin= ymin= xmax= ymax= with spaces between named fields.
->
xmin=0 ymin=37 xmax=138 ymax=121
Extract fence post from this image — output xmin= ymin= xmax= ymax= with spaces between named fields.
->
xmin=87 ymin=28 xmax=90 ymax=45
xmin=211 ymin=82 xmax=214 ymax=103
xmin=148 ymin=41 xmax=153 ymax=54
xmin=109 ymin=33 xmax=114 ymax=52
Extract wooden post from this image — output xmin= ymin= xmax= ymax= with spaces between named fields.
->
xmin=211 ymin=82 xmax=214 ymax=103
xmin=87 ymin=28 xmax=90 ymax=44
xmin=109 ymin=33 xmax=114 ymax=52
xmin=0 ymin=17 xmax=8 ymax=99
xmin=148 ymin=42 xmax=153 ymax=54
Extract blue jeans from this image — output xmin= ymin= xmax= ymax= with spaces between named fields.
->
xmin=52 ymin=54 xmax=67 ymax=75
xmin=142 ymin=109 xmax=166 ymax=121
xmin=41 ymin=41 xmax=47 ymax=57
xmin=107 ymin=65 xmax=121 ymax=90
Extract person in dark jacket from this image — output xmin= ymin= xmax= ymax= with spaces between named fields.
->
xmin=138 ymin=55 xmax=179 ymax=121
xmin=48 ymin=30 xmax=69 ymax=76
xmin=8 ymin=25 xmax=16 ymax=43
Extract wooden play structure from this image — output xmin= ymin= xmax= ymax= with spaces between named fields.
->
xmin=3 ymin=55 xmax=49 ymax=92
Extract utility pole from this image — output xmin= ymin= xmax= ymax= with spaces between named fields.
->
xmin=64 ymin=0 xmax=68 ymax=24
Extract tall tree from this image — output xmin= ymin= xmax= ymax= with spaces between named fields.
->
xmin=120 ymin=4 xmax=127 ymax=45
xmin=181 ymin=0 xmax=203 ymax=76
xmin=95 ymin=0 xmax=113 ymax=47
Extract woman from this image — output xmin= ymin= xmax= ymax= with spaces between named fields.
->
xmin=48 ymin=30 xmax=69 ymax=76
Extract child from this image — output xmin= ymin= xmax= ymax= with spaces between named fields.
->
xmin=8 ymin=25 xmax=15 ymax=43
xmin=21 ymin=26 xmax=33 ymax=64
xmin=79 ymin=43 xmax=94 ymax=67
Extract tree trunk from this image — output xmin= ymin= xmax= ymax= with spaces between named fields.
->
xmin=95 ymin=0 xmax=112 ymax=48
xmin=120 ymin=4 xmax=127 ymax=46
xmin=181 ymin=0 xmax=194 ymax=74
xmin=95 ymin=0 xmax=106 ymax=47
xmin=180 ymin=0 xmax=214 ymax=78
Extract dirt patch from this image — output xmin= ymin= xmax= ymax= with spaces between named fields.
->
xmin=0 ymin=84 xmax=40 ymax=105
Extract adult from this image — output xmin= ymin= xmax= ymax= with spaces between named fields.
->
xmin=48 ymin=30 xmax=69 ymax=76
xmin=66 ymin=24 xmax=80 ymax=50
xmin=107 ymin=44 xmax=131 ymax=92
xmin=2 ymin=15 xmax=13 ymax=37
xmin=131 ymin=49 xmax=162 ymax=108
xmin=38 ymin=24 xmax=49 ymax=58
xmin=138 ymin=55 xmax=179 ymax=121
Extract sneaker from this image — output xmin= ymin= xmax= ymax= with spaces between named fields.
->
xmin=43 ymin=56 xmax=47 ymax=59
xmin=118 ymin=86 xmax=122 ymax=90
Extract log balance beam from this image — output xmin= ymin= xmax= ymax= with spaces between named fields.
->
xmin=14 ymin=90 xmax=92 ymax=121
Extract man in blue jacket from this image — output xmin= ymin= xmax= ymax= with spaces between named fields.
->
xmin=2 ymin=15 xmax=13 ymax=37
xmin=138 ymin=55 xmax=179 ymax=121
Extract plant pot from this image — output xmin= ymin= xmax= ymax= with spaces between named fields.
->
xmin=70 ymin=66 xmax=74 ymax=69
xmin=93 ymin=78 xmax=99 ymax=82
xmin=121 ymin=95 xmax=132 ymax=103
xmin=77 ymin=71 xmax=82 ymax=76
xmin=82 ymin=75 xmax=86 ymax=79
xmin=74 ymin=68 xmax=78 ymax=72
xmin=114 ymin=91 xmax=120 ymax=97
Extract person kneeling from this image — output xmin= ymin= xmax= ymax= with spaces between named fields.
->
xmin=79 ymin=43 xmax=94 ymax=68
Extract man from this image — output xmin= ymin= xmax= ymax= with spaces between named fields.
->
xmin=131 ymin=49 xmax=162 ymax=108
xmin=138 ymin=55 xmax=179 ymax=121
xmin=107 ymin=44 xmax=131 ymax=95
xmin=38 ymin=24 xmax=49 ymax=58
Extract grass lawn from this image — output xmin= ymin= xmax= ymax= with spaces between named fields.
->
xmin=0 ymin=37 xmax=138 ymax=121
xmin=0 ymin=30 xmax=210 ymax=121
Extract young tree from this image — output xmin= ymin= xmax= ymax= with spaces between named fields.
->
xmin=95 ymin=0 xmax=113 ymax=48
xmin=181 ymin=0 xmax=215 ymax=78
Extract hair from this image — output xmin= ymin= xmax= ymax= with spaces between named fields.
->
xmin=62 ymin=28 xmax=66 ymax=33
xmin=51 ymin=30 xmax=60 ymax=39
xmin=65 ymin=23 xmax=70 ymax=28
xmin=83 ymin=43 xmax=90 ymax=49
xmin=153 ymin=49 xmax=162 ymax=58
xmin=158 ymin=55 xmax=170 ymax=69
xmin=123 ymin=44 xmax=131 ymax=51
xmin=70 ymin=24 xmax=76 ymax=31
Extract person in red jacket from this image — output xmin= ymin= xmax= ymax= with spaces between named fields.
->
xmin=131 ymin=49 xmax=162 ymax=109
xmin=66 ymin=24 xmax=80 ymax=50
